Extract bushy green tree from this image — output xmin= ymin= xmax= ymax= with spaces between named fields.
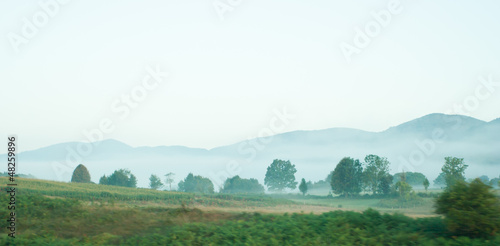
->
xmin=221 ymin=175 xmax=264 ymax=194
xmin=178 ymin=173 xmax=214 ymax=193
xmin=108 ymin=169 xmax=129 ymax=187
xmin=99 ymin=169 xmax=137 ymax=188
xmin=435 ymin=179 xmax=500 ymax=238
xmin=395 ymin=181 xmax=413 ymax=199
xmin=393 ymin=172 xmax=427 ymax=186
xmin=331 ymin=157 xmax=363 ymax=197
xmin=71 ymin=164 xmax=91 ymax=183
xmin=441 ymin=157 xmax=468 ymax=188
xmin=264 ymin=159 xmax=298 ymax=192
xmin=299 ymin=178 xmax=308 ymax=196
xmin=99 ymin=175 xmax=108 ymax=185
xmin=391 ymin=172 xmax=422 ymax=205
xmin=128 ymin=174 xmax=137 ymax=188
xmin=149 ymin=174 xmax=163 ymax=190
xmin=378 ymin=174 xmax=393 ymax=195
xmin=363 ymin=155 xmax=390 ymax=195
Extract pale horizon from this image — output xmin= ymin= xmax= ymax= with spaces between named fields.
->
xmin=7 ymin=112 xmax=500 ymax=153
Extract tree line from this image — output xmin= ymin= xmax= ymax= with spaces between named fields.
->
xmin=70 ymin=156 xmax=500 ymax=195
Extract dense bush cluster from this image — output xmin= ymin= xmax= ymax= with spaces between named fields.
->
xmin=393 ymin=172 xmax=427 ymax=186
xmin=177 ymin=173 xmax=215 ymax=194
xmin=99 ymin=169 xmax=137 ymax=188
xmin=221 ymin=175 xmax=265 ymax=194
xmin=435 ymin=179 xmax=500 ymax=238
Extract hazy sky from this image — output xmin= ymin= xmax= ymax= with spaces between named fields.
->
xmin=1 ymin=0 xmax=500 ymax=152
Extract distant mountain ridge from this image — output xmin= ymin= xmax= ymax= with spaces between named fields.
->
xmin=384 ymin=113 xmax=485 ymax=133
xmin=4 ymin=113 xmax=499 ymax=188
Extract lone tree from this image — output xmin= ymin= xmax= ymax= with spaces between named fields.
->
xmin=264 ymin=159 xmax=298 ymax=192
xmin=435 ymin=179 xmax=500 ymax=238
xmin=423 ymin=178 xmax=430 ymax=192
xmin=164 ymin=172 xmax=175 ymax=191
xmin=441 ymin=157 xmax=468 ymax=188
xmin=71 ymin=164 xmax=91 ymax=183
xmin=149 ymin=174 xmax=163 ymax=190
xmin=331 ymin=157 xmax=363 ymax=197
xmin=394 ymin=171 xmax=412 ymax=199
xmin=299 ymin=178 xmax=308 ymax=196
xmin=362 ymin=154 xmax=390 ymax=195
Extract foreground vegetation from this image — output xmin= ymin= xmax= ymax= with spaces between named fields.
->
xmin=1 ymin=192 xmax=499 ymax=245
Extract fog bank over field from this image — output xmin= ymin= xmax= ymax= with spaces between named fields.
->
xmin=4 ymin=113 xmax=499 ymax=189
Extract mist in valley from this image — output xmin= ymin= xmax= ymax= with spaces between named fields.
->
xmin=7 ymin=113 xmax=499 ymax=190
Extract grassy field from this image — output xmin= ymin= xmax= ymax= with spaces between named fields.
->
xmin=290 ymin=197 xmax=436 ymax=217
xmin=2 ymin=177 xmax=295 ymax=208
xmin=3 ymin=177 xmax=441 ymax=216
xmin=2 ymin=177 xmax=499 ymax=245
